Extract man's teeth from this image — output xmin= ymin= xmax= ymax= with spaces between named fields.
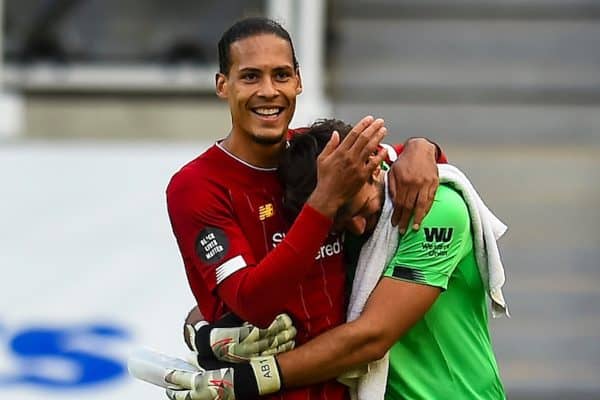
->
xmin=255 ymin=108 xmax=281 ymax=116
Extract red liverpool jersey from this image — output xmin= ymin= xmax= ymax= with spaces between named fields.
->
xmin=167 ymin=141 xmax=349 ymax=400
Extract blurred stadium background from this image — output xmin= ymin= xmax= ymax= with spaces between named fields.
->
xmin=1 ymin=0 xmax=598 ymax=399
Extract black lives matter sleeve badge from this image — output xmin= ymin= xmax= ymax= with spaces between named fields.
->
xmin=195 ymin=227 xmax=229 ymax=264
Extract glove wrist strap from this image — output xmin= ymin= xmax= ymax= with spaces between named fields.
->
xmin=233 ymin=356 xmax=281 ymax=398
xmin=194 ymin=324 xmax=213 ymax=359
xmin=249 ymin=356 xmax=281 ymax=394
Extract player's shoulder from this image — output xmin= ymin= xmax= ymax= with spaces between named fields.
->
xmin=167 ymin=145 xmax=221 ymax=197
xmin=425 ymin=184 xmax=470 ymax=231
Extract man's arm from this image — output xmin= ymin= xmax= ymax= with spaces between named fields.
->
xmin=278 ymin=184 xmax=471 ymax=389
xmin=168 ymin=116 xmax=387 ymax=327
xmin=163 ymin=278 xmax=439 ymax=400
xmin=389 ymin=137 xmax=447 ymax=233
xmin=276 ymin=277 xmax=440 ymax=386
xmin=218 ymin=116 xmax=388 ymax=326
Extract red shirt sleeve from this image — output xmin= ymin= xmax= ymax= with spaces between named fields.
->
xmin=217 ymin=205 xmax=332 ymax=326
xmin=167 ymin=172 xmax=333 ymax=326
xmin=391 ymin=141 xmax=448 ymax=163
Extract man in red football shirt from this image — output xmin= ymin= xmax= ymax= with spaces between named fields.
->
xmin=166 ymin=17 xmax=446 ymax=400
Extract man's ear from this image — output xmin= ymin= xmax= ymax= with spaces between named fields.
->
xmin=295 ymin=69 xmax=303 ymax=95
xmin=215 ymin=73 xmax=228 ymax=99
xmin=372 ymin=165 xmax=382 ymax=181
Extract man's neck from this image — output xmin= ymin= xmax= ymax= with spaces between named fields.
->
xmin=221 ymin=134 xmax=285 ymax=169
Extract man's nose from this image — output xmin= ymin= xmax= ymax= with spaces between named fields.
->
xmin=258 ymin=77 xmax=278 ymax=97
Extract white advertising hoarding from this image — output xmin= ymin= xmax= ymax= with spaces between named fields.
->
xmin=0 ymin=142 xmax=208 ymax=399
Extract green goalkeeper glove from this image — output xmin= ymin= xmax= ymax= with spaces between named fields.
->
xmin=165 ymin=367 xmax=234 ymax=400
xmin=189 ymin=313 xmax=296 ymax=364
xmin=165 ymin=356 xmax=282 ymax=400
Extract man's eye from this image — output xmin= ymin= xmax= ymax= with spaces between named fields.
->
xmin=275 ymin=72 xmax=291 ymax=81
xmin=242 ymin=73 xmax=258 ymax=81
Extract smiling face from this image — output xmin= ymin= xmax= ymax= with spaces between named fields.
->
xmin=216 ymin=34 xmax=302 ymax=146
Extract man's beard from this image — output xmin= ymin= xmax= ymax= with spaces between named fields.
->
xmin=251 ymin=131 xmax=286 ymax=145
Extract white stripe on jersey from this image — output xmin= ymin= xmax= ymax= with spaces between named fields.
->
xmin=216 ymin=142 xmax=277 ymax=171
xmin=216 ymin=255 xmax=247 ymax=284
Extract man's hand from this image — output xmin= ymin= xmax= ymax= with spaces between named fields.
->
xmin=165 ymin=368 xmax=234 ymax=400
xmin=389 ymin=138 xmax=439 ymax=233
xmin=186 ymin=312 xmax=296 ymax=364
xmin=308 ymin=115 xmax=388 ymax=218
xmin=166 ymin=356 xmax=282 ymax=400
xmin=210 ymin=314 xmax=296 ymax=363
xmin=184 ymin=306 xmax=208 ymax=352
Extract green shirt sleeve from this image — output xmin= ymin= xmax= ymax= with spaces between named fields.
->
xmin=383 ymin=185 xmax=472 ymax=290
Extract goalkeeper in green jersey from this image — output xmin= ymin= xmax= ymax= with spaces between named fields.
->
xmin=165 ymin=119 xmax=506 ymax=400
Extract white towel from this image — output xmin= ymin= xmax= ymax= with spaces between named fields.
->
xmin=345 ymin=164 xmax=509 ymax=400
xmin=345 ymin=173 xmax=397 ymax=400
xmin=438 ymin=163 xmax=509 ymax=318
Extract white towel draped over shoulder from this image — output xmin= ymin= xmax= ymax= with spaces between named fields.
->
xmin=438 ymin=163 xmax=509 ymax=318
xmin=344 ymin=164 xmax=509 ymax=400
xmin=345 ymin=173 xmax=397 ymax=400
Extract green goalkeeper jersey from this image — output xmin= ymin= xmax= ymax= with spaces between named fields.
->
xmin=382 ymin=184 xmax=505 ymax=399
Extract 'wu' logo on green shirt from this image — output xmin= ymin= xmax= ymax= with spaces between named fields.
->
xmin=424 ymin=227 xmax=453 ymax=243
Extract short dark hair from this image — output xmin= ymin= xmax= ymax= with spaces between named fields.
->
xmin=278 ymin=119 xmax=353 ymax=221
xmin=218 ymin=17 xmax=299 ymax=75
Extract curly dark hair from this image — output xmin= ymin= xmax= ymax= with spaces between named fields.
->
xmin=278 ymin=119 xmax=353 ymax=221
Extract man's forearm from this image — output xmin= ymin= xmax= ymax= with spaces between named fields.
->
xmin=276 ymin=317 xmax=384 ymax=387
xmin=275 ymin=277 xmax=440 ymax=389
xmin=217 ymin=204 xmax=334 ymax=326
